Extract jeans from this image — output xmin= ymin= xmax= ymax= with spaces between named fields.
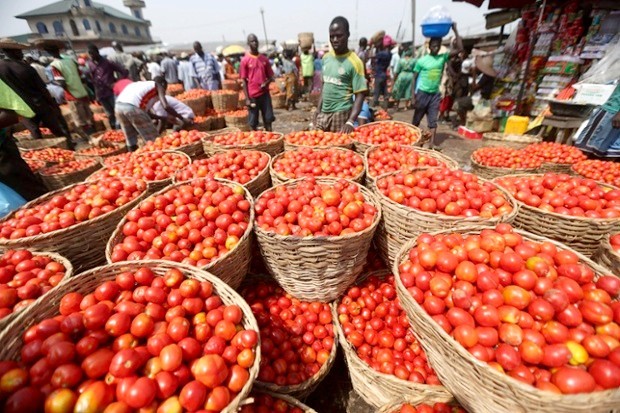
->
xmin=248 ymin=94 xmax=275 ymax=130
xmin=99 ymin=95 xmax=117 ymax=129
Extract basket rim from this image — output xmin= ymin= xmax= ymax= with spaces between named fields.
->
xmin=352 ymin=120 xmax=422 ymax=146
xmin=283 ymin=131 xmax=353 ymax=148
xmin=16 ymin=136 xmax=67 ymax=151
xmin=38 ymin=158 xmax=100 ymax=177
xmin=205 ymin=127 xmax=242 ymax=137
xmin=373 ymin=168 xmax=519 ymax=223
xmin=204 ymin=131 xmax=284 ymax=149
xmin=602 ymin=232 xmax=620 ymax=260
xmin=245 ymin=390 xmax=318 ymax=413
xmin=137 ymin=131 xmax=208 ymax=154
xmin=105 ymin=177 xmax=255 ymax=270
xmin=0 ymin=178 xmax=148 ymax=246
xmin=392 ymin=226 xmax=620 ymax=406
xmin=493 ymin=173 xmax=620 ymax=223
xmin=469 ymin=154 xmax=542 ymax=173
xmin=366 ymin=145 xmax=459 ymax=180
xmin=253 ymin=177 xmax=383 ymax=242
xmin=87 ymin=150 xmax=191 ymax=184
xmin=270 ymin=146 xmax=365 ymax=183
xmin=75 ymin=144 xmax=125 ymax=159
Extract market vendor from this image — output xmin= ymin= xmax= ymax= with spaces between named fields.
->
xmin=574 ymin=83 xmax=620 ymax=159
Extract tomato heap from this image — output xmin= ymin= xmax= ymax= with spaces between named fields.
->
xmin=22 ymin=148 xmax=74 ymax=164
xmin=241 ymin=280 xmax=335 ymax=386
xmin=0 ymin=266 xmax=259 ymax=412
xmin=284 ymin=130 xmax=351 ymax=147
xmin=521 ymin=142 xmax=586 ymax=165
xmin=40 ymin=159 xmax=97 ymax=176
xmin=240 ymin=392 xmax=304 ymax=413
xmin=212 ymin=131 xmax=281 ymax=146
xmin=497 ymin=173 xmax=620 ymax=219
xmin=103 ymin=152 xmax=132 ymax=167
xmin=176 ymin=150 xmax=269 ymax=185
xmin=24 ymin=159 xmax=45 ymax=173
xmin=337 ymin=274 xmax=441 ymax=385
xmin=395 ymin=402 xmax=466 ymax=413
xmin=0 ymin=178 xmax=146 ymax=239
xmin=573 ymin=160 xmax=620 ymax=187
xmin=91 ymin=151 xmax=190 ymax=182
xmin=472 ymin=147 xmax=543 ymax=169
xmin=166 ymin=83 xmax=184 ymax=94
xmin=176 ymin=89 xmax=210 ymax=100
xmin=255 ymin=178 xmax=378 ymax=236
xmin=375 ymin=109 xmax=392 ymax=121
xmin=377 ymin=168 xmax=513 ymax=218
xmin=610 ymin=234 xmax=620 ymax=254
xmin=110 ymin=179 xmax=251 ymax=266
xmin=0 ymin=250 xmax=67 ymax=320
xmin=368 ymin=143 xmax=448 ymax=178
xmin=100 ymin=130 xmax=126 ymax=144
xmin=138 ymin=130 xmax=207 ymax=153
xmin=14 ymin=128 xmax=53 ymax=138
xmin=398 ymin=224 xmax=620 ymax=394
xmin=352 ymin=122 xmax=420 ymax=146
xmin=224 ymin=110 xmax=249 ymax=118
xmin=272 ymin=148 xmax=364 ymax=180
xmin=76 ymin=146 xmax=119 ymax=157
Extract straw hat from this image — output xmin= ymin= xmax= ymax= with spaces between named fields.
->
xmin=32 ymin=38 xmax=66 ymax=49
xmin=475 ymin=54 xmax=497 ymax=77
xmin=0 ymin=38 xmax=29 ymax=50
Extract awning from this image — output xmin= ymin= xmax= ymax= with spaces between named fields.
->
xmin=485 ymin=9 xmax=521 ymax=29
xmin=454 ymin=0 xmax=534 ymax=9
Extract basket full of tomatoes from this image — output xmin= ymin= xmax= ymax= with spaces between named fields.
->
xmin=283 ymin=130 xmax=353 ymax=151
xmin=0 ymin=261 xmax=261 ymax=413
xmin=521 ymin=142 xmax=586 ymax=174
xmin=203 ymin=131 xmax=284 ymax=158
xmin=470 ymin=147 xmax=543 ymax=180
xmin=75 ymin=145 xmax=127 ymax=162
xmin=595 ymin=233 xmax=620 ymax=273
xmin=332 ymin=270 xmax=453 ymax=408
xmin=572 ymin=160 xmax=620 ymax=188
xmin=240 ymin=390 xmax=317 ymax=412
xmin=394 ymin=224 xmax=620 ymax=413
xmin=494 ymin=173 xmax=620 ymax=256
xmin=351 ymin=121 xmax=422 ymax=155
xmin=253 ymin=177 xmax=381 ymax=302
xmin=376 ymin=400 xmax=467 ymax=413
xmin=138 ymin=130 xmax=209 ymax=159
xmin=39 ymin=159 xmax=102 ymax=191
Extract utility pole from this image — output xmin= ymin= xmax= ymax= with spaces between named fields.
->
xmin=411 ymin=0 xmax=416 ymax=50
xmin=260 ymin=7 xmax=269 ymax=46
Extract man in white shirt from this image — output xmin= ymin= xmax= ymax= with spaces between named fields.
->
xmin=177 ymin=52 xmax=196 ymax=91
xmin=146 ymin=56 xmax=162 ymax=80
xmin=151 ymin=96 xmax=195 ymax=132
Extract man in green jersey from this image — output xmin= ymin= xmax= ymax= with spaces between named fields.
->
xmin=315 ymin=16 xmax=368 ymax=133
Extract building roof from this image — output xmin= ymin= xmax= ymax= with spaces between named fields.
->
xmin=16 ymin=0 xmax=145 ymax=23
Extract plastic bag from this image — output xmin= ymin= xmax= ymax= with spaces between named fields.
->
xmin=422 ymin=6 xmax=452 ymax=25
xmin=577 ymin=39 xmax=620 ymax=85
xmin=0 ymin=182 xmax=25 ymax=218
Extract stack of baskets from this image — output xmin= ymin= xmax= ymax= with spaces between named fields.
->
xmin=212 ymin=90 xmax=239 ymax=112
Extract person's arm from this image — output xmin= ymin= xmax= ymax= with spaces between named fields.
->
xmin=242 ymin=79 xmax=251 ymax=107
xmin=260 ymin=59 xmax=275 ymax=89
xmin=449 ymin=23 xmax=464 ymax=57
xmin=410 ymin=71 xmax=419 ymax=105
xmin=0 ymin=109 xmax=18 ymax=129
xmin=112 ymin=61 xmax=129 ymax=79
xmin=156 ymin=86 xmax=183 ymax=121
xmin=341 ymin=91 xmax=367 ymax=133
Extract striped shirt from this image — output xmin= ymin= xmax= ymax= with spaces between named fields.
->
xmin=189 ymin=52 xmax=221 ymax=90
xmin=116 ymin=80 xmax=159 ymax=110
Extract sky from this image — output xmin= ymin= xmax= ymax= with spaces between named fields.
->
xmin=0 ymin=0 xmax=514 ymax=47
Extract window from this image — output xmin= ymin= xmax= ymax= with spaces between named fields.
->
xmin=95 ymin=20 xmax=102 ymax=32
xmin=109 ymin=23 xmax=117 ymax=34
xmin=83 ymin=19 xmax=91 ymax=30
xmin=133 ymin=9 xmax=142 ymax=19
xmin=121 ymin=24 xmax=128 ymax=35
xmin=69 ymin=19 xmax=79 ymax=36
xmin=134 ymin=26 xmax=141 ymax=37
xmin=36 ymin=22 xmax=48 ymax=34
xmin=52 ymin=20 xmax=64 ymax=34
xmin=84 ymin=0 xmax=91 ymax=6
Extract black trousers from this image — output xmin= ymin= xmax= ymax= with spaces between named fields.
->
xmin=0 ymin=135 xmax=48 ymax=201
xmin=21 ymin=104 xmax=74 ymax=146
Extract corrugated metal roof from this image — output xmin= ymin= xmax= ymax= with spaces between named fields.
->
xmin=16 ymin=0 xmax=145 ymax=23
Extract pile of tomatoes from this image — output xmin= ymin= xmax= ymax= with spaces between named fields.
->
xmin=24 ymin=159 xmax=45 ymax=173
xmin=212 ymin=131 xmax=281 ymax=147
xmin=0 ymin=249 xmax=68 ymax=320
xmin=22 ymin=148 xmax=74 ymax=164
xmin=14 ymin=128 xmax=52 ymax=138
xmin=175 ymin=150 xmax=269 ymax=185
xmin=496 ymin=173 xmax=620 ymax=219
xmin=374 ymin=109 xmax=392 ymax=121
xmin=394 ymin=402 xmax=466 ymax=413
xmin=398 ymin=224 xmax=620 ymax=394
xmin=610 ymin=234 xmax=620 ymax=254
xmin=176 ymin=89 xmax=210 ymax=100
xmin=240 ymin=280 xmax=335 ymax=387
xmin=166 ymin=83 xmax=184 ymax=94
xmin=572 ymin=160 xmax=620 ymax=187
xmin=110 ymin=179 xmax=251 ymax=267
xmin=0 ymin=178 xmax=146 ymax=239
xmin=377 ymin=169 xmax=513 ymax=218
xmin=138 ymin=130 xmax=207 ymax=153
xmin=240 ymin=392 xmax=305 ymax=413
xmin=284 ymin=131 xmax=351 ymax=147
xmin=367 ymin=143 xmax=449 ymax=179
xmin=100 ymin=130 xmax=126 ymax=144
xmin=472 ymin=147 xmax=543 ymax=169
xmin=521 ymin=142 xmax=586 ymax=165
xmin=337 ymin=274 xmax=441 ymax=385
xmin=272 ymin=148 xmax=364 ymax=181
xmin=352 ymin=122 xmax=420 ymax=146
xmin=103 ymin=152 xmax=132 ymax=167
xmin=255 ymin=178 xmax=378 ymax=236
xmin=0 ymin=266 xmax=259 ymax=412
xmin=39 ymin=159 xmax=98 ymax=176
xmin=76 ymin=146 xmax=120 ymax=157
xmin=91 ymin=151 xmax=190 ymax=183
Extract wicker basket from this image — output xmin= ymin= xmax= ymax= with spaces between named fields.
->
xmin=353 ymin=121 xmax=422 ymax=155
xmin=269 ymin=147 xmax=365 ymax=186
xmin=373 ymin=170 xmax=518 ymax=266
xmin=375 ymin=400 xmax=464 ymax=413
xmin=393 ymin=228 xmax=620 ymax=413
xmin=17 ymin=137 xmax=68 ymax=152
xmin=0 ymin=260 xmax=260 ymax=413
xmin=39 ymin=160 xmax=102 ymax=191
xmin=595 ymin=234 xmax=620 ymax=272
xmin=254 ymin=178 xmax=382 ymax=302
xmin=0 ymin=179 xmax=148 ymax=271
xmin=283 ymin=132 xmax=354 ymax=151
xmin=223 ymin=79 xmax=241 ymax=91
xmin=203 ymin=132 xmax=284 ymax=157
xmin=212 ymin=91 xmax=239 ymax=112
xmin=541 ymin=162 xmax=574 ymax=174
xmin=272 ymin=93 xmax=287 ymax=109
xmin=494 ymin=174 xmax=620 ymax=256
xmin=180 ymin=96 xmax=207 ymax=116
xmin=106 ymin=178 xmax=254 ymax=289
xmin=224 ymin=114 xmax=249 ymax=129
xmin=13 ymin=131 xmax=55 ymax=142
xmin=483 ymin=132 xmax=542 ymax=144
xmin=243 ymin=390 xmax=318 ymax=412
xmin=74 ymin=145 xmax=127 ymax=161
xmin=332 ymin=270 xmax=453 ymax=408
xmin=192 ymin=117 xmax=214 ymax=132
xmin=365 ymin=146 xmax=459 ymax=187
xmin=470 ymin=156 xmax=541 ymax=180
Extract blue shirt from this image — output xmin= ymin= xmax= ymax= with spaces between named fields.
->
xmin=189 ymin=52 xmax=221 ymax=90
xmin=314 ymin=58 xmax=322 ymax=72
xmin=374 ymin=50 xmax=392 ymax=79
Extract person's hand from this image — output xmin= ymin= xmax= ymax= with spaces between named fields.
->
xmin=245 ymin=98 xmax=252 ymax=107
xmin=340 ymin=121 xmax=355 ymax=134
xmin=260 ymin=81 xmax=268 ymax=89
xmin=410 ymin=95 xmax=416 ymax=108
xmin=613 ymin=112 xmax=620 ymax=129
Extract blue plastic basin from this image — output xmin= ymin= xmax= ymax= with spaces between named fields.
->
xmin=421 ymin=23 xmax=451 ymax=38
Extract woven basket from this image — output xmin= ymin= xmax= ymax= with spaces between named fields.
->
xmin=212 ymin=91 xmax=239 ymax=112
xmin=75 ymin=145 xmax=127 ymax=162
xmin=192 ymin=117 xmax=213 ymax=132
xmin=541 ymin=162 xmax=574 ymax=174
xmin=272 ymin=94 xmax=286 ymax=109
xmin=17 ymin=137 xmax=68 ymax=152
xmin=106 ymin=178 xmax=254 ymax=289
xmin=0 ymin=251 xmax=73 ymax=334
xmin=224 ymin=114 xmax=249 ymax=129
xmin=375 ymin=400 xmax=463 ymax=413
xmin=223 ymin=79 xmax=241 ymax=91
xmin=254 ymin=178 xmax=382 ymax=302
xmin=470 ymin=156 xmax=541 ymax=180
xmin=353 ymin=121 xmax=422 ymax=155
xmin=13 ymin=131 xmax=55 ymax=142
xmin=283 ymin=132 xmax=354 ymax=151
xmin=373 ymin=170 xmax=518 ymax=266
xmin=180 ymin=96 xmax=207 ymax=116
xmin=203 ymin=132 xmax=284 ymax=157
xmin=393 ymin=228 xmax=620 ymax=413
xmin=269 ymin=147 xmax=365 ymax=186
xmin=332 ymin=270 xmax=453 ymax=408
xmin=365 ymin=146 xmax=459 ymax=187
xmin=493 ymin=174 xmax=620 ymax=256
xmin=595 ymin=234 xmax=620 ymax=272
xmin=0 ymin=179 xmax=147 ymax=271
xmin=243 ymin=390 xmax=318 ymax=412
xmin=483 ymin=132 xmax=542 ymax=144
xmin=0 ymin=260 xmax=260 ymax=413
xmin=39 ymin=160 xmax=102 ymax=191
